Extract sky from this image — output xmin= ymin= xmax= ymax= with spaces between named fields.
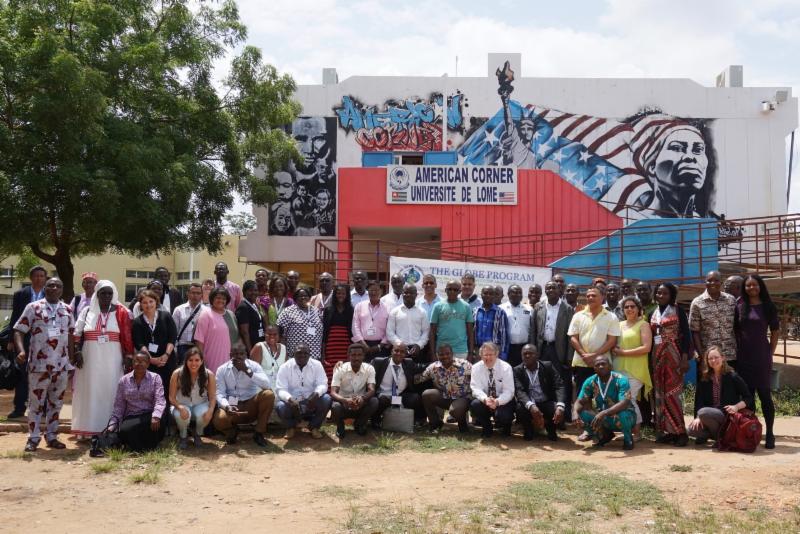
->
xmin=229 ymin=0 xmax=800 ymax=213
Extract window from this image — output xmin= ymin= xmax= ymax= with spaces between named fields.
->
xmin=393 ymin=153 xmax=423 ymax=165
xmin=124 ymin=283 xmax=150 ymax=303
xmin=125 ymin=270 xmax=155 ymax=279
xmin=176 ymin=271 xmax=200 ymax=281
xmin=0 ymin=266 xmax=13 ymax=278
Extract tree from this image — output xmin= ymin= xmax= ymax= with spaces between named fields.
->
xmin=224 ymin=212 xmax=256 ymax=235
xmin=0 ymin=0 xmax=301 ymax=298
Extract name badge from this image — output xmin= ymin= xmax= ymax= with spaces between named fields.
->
xmin=97 ymin=335 xmax=109 ymax=344
xmin=228 ymin=396 xmax=239 ymax=407
xmin=391 ymin=395 xmax=402 ymax=406
xmin=148 ymin=342 xmax=159 ymax=353
xmin=366 ymin=326 xmax=377 ymax=336
xmin=258 ymin=328 xmax=264 ymax=338
xmin=306 ymin=327 xmax=317 ymax=336
xmin=654 ymin=335 xmax=662 ymax=345
xmin=48 ymin=327 xmax=60 ymax=338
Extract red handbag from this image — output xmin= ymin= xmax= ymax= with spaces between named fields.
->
xmin=717 ymin=409 xmax=762 ymax=453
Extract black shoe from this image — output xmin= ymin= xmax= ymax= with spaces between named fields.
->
xmin=546 ymin=430 xmax=558 ymax=442
xmin=355 ymin=425 xmax=368 ymax=436
xmin=523 ymin=430 xmax=534 ymax=441
xmin=623 ymin=440 xmax=634 ymax=451
xmin=674 ymin=434 xmax=688 ymax=447
xmin=428 ymin=422 xmax=442 ymax=434
xmin=694 ymin=437 xmax=708 ymax=446
xmin=225 ymin=429 xmax=238 ymax=445
xmin=46 ymin=439 xmax=66 ymax=449
xmin=481 ymin=428 xmax=493 ymax=439
xmin=765 ymin=433 xmax=775 ymax=449
xmin=370 ymin=420 xmax=381 ymax=431
xmin=253 ymin=432 xmax=268 ymax=448
xmin=336 ymin=423 xmax=345 ymax=439
xmin=7 ymin=410 xmax=25 ymax=419
xmin=23 ymin=440 xmax=37 ymax=453
xmin=89 ymin=447 xmax=105 ymax=458
xmin=457 ymin=421 xmax=469 ymax=434
xmin=446 ymin=415 xmax=456 ymax=423
xmin=655 ymin=433 xmax=675 ymax=444
xmin=501 ymin=425 xmax=512 ymax=437
xmin=595 ymin=430 xmax=614 ymax=447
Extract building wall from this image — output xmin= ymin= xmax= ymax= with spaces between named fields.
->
xmin=334 ymin=168 xmax=623 ymax=281
xmin=0 ymin=236 xmax=252 ymax=321
xmin=240 ymin=56 xmax=798 ymax=265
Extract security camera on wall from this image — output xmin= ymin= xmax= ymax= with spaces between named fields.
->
xmin=761 ymin=100 xmax=775 ymax=112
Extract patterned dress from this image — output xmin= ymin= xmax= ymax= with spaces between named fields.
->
xmin=650 ymin=305 xmax=688 ymax=436
xmin=277 ymin=304 xmax=323 ymax=360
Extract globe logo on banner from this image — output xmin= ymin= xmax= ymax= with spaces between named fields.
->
xmin=389 ymin=166 xmax=410 ymax=191
xmin=398 ymin=264 xmax=423 ymax=284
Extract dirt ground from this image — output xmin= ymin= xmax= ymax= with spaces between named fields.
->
xmin=0 ymin=413 xmax=799 ymax=534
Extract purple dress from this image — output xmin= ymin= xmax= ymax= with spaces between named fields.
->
xmin=735 ymin=302 xmax=779 ymax=390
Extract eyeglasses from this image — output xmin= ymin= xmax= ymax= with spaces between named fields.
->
xmin=623 ymin=305 xmax=638 ymax=309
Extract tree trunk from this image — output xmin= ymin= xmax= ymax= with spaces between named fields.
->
xmin=52 ymin=252 xmax=76 ymax=302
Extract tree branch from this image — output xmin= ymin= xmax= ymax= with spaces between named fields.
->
xmin=29 ymin=242 xmax=56 ymax=264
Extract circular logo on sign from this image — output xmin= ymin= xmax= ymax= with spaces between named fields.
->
xmin=389 ymin=167 xmax=410 ymax=191
xmin=399 ymin=264 xmax=423 ymax=284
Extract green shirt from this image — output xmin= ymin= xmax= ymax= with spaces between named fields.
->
xmin=430 ymin=299 xmax=474 ymax=354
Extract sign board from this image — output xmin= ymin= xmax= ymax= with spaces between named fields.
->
xmin=389 ymin=256 xmax=551 ymax=301
xmin=386 ymin=165 xmax=517 ymax=205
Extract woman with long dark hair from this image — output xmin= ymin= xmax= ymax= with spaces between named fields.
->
xmin=168 ymin=345 xmax=216 ymax=449
xmin=321 ymin=283 xmax=354 ymax=381
xmin=650 ymin=282 xmax=691 ymax=446
xmin=735 ymin=274 xmax=780 ymax=449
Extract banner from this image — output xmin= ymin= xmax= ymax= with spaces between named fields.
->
xmin=387 ymin=165 xmax=517 ymax=205
xmin=389 ymin=256 xmax=551 ymax=301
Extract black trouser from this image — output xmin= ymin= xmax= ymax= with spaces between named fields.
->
xmin=372 ymin=391 xmax=420 ymax=424
xmin=516 ymin=400 xmax=557 ymax=436
xmin=469 ymin=399 xmax=516 ymax=434
xmin=331 ymin=397 xmax=379 ymax=430
xmin=541 ymin=342 xmax=573 ymax=421
xmin=508 ymin=344 xmax=525 ymax=368
xmin=363 ymin=340 xmax=388 ymax=363
xmin=119 ymin=412 xmax=166 ymax=452
xmin=572 ymin=367 xmax=595 ymax=397
xmin=750 ymin=385 xmax=775 ymax=435
xmin=12 ymin=360 xmax=28 ymax=413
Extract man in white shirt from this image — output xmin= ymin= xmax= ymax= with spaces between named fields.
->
xmin=500 ymin=284 xmax=532 ymax=367
xmin=172 ymin=282 xmax=204 ymax=363
xmin=469 ymin=342 xmax=516 ymax=438
xmin=386 ymin=284 xmax=430 ymax=362
xmin=371 ymin=342 xmax=422 ymax=428
xmin=350 ymin=270 xmax=369 ymax=307
xmin=275 ymin=343 xmax=332 ymax=439
xmin=213 ymin=343 xmax=275 ymax=447
xmin=380 ymin=273 xmax=405 ymax=310
xmin=330 ymin=344 xmax=378 ymax=438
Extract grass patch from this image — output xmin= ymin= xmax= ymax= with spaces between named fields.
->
xmin=316 ymin=484 xmax=360 ymax=501
xmin=2 ymin=450 xmax=33 ymax=460
xmin=654 ymin=505 xmax=800 ymax=533
xmin=88 ymin=443 xmax=180 ymax=484
xmin=682 ymin=384 xmax=696 ymax=416
xmin=409 ymin=434 xmax=477 ymax=453
xmin=343 ymin=432 xmax=403 ymax=455
xmin=669 ymin=464 xmax=693 ymax=472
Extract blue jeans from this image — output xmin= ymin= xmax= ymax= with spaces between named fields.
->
xmin=276 ymin=394 xmax=332 ymax=429
xmin=171 ymin=401 xmax=211 ymax=438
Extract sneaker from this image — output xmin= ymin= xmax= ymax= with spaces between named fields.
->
xmin=178 ymin=437 xmax=189 ymax=450
xmin=284 ymin=427 xmax=296 ymax=439
xmin=253 ymin=433 xmax=268 ymax=448
xmin=310 ymin=428 xmax=323 ymax=439
xmin=46 ymin=439 xmax=66 ymax=450
xmin=23 ymin=440 xmax=37 ymax=453
xmin=594 ymin=430 xmax=614 ymax=447
xmin=577 ymin=431 xmax=591 ymax=442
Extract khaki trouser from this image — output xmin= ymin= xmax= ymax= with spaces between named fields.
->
xmin=212 ymin=389 xmax=275 ymax=437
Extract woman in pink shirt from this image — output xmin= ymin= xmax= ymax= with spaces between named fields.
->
xmin=193 ymin=287 xmax=237 ymax=373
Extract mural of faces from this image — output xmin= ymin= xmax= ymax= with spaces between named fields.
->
xmin=650 ymin=128 xmax=708 ymax=210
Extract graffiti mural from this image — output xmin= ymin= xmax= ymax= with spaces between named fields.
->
xmin=457 ymin=62 xmax=718 ymax=219
xmin=335 ymin=93 xmax=465 ymax=152
xmin=268 ymin=116 xmax=337 ymax=236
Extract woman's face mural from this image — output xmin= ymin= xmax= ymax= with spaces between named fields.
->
xmin=651 ymin=128 xmax=708 ymax=196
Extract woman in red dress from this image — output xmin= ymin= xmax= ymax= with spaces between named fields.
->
xmin=321 ymin=284 xmax=354 ymax=382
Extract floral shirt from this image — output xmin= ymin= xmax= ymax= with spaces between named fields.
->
xmin=419 ymin=358 xmax=472 ymax=399
xmin=578 ymin=371 xmax=635 ymax=416
xmin=689 ymin=290 xmax=737 ymax=359
xmin=13 ymin=299 xmax=75 ymax=373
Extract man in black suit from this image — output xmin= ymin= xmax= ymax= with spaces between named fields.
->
xmin=155 ymin=266 xmax=183 ymax=313
xmin=514 ymin=344 xmax=568 ymax=441
xmin=5 ymin=265 xmax=48 ymax=418
xmin=371 ymin=342 xmax=422 ymax=428
xmin=530 ymin=280 xmax=575 ymax=417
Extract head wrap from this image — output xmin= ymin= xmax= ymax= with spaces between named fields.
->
xmin=84 ymin=280 xmax=120 ymax=328
xmin=82 ymin=272 xmax=98 ymax=281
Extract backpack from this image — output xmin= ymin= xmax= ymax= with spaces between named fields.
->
xmin=717 ymin=409 xmax=762 ymax=453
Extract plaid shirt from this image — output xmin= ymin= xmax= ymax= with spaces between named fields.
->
xmin=419 ymin=359 xmax=472 ymax=400
xmin=473 ymin=305 xmax=509 ymax=359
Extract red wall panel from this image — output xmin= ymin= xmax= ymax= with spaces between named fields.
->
xmin=337 ymin=168 xmax=623 ymax=270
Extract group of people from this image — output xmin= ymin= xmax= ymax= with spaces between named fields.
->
xmin=5 ymin=262 xmax=779 ymax=454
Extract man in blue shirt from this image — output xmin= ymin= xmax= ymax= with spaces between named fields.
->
xmin=473 ymin=287 xmax=509 ymax=361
